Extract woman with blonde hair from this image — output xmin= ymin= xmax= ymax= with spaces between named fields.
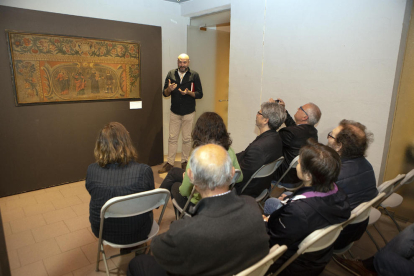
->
xmin=86 ymin=122 xmax=154 ymax=247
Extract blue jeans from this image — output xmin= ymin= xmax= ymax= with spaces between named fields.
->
xmin=374 ymin=223 xmax=414 ymax=276
xmin=263 ymin=192 xmax=292 ymax=216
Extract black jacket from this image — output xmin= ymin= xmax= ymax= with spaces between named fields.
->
xmin=86 ymin=162 xmax=154 ymax=244
xmin=235 ymin=129 xmax=283 ymax=197
xmin=333 ymin=157 xmax=378 ymax=249
xmin=151 ymin=190 xmax=269 ymax=276
xmin=274 ymin=111 xmax=318 ymax=184
xmin=163 ymin=68 xmax=203 ymax=115
xmin=267 ymin=184 xmax=350 ymax=276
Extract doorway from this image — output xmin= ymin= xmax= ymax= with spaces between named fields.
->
xmin=187 ymin=10 xmax=231 ymax=127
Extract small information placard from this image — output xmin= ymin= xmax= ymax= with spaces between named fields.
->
xmin=130 ymin=101 xmax=142 ymax=109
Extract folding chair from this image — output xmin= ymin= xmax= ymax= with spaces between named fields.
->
xmin=173 ymin=169 xmax=242 ymax=220
xmin=334 ymin=192 xmax=386 ymax=257
xmin=379 ymin=169 xmax=414 ymax=232
xmin=96 ymin=188 xmax=170 ymax=276
xmin=234 ymin=244 xmax=288 ymax=276
xmin=365 ymin=174 xmax=405 ymax=248
xmin=263 ymin=156 xmax=299 ymax=203
xmin=275 ymin=156 xmax=301 ymax=190
xmin=274 ymin=223 xmax=344 ymax=275
xmin=241 ymin=157 xmax=284 ymax=206
xmin=172 ymin=185 xmax=196 ymax=220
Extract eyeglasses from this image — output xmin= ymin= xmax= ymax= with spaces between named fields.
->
xmin=327 ymin=131 xmax=336 ymax=140
xmin=299 ymin=106 xmax=309 ymax=117
xmin=257 ymin=111 xmax=263 ymax=116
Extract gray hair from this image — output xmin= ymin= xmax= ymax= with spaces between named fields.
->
xmin=304 ymin=103 xmax=321 ymax=125
xmin=261 ymin=102 xmax=286 ymax=130
xmin=189 ymin=145 xmax=233 ymax=191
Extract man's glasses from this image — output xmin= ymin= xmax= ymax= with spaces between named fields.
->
xmin=300 ymin=106 xmax=309 ymax=117
xmin=327 ymin=132 xmax=336 ymax=140
xmin=257 ymin=111 xmax=263 ymax=116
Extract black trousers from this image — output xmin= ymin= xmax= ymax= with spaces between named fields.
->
xmin=127 ymin=255 xmax=168 ymax=276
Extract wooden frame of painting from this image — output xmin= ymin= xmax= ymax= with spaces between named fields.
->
xmin=6 ymin=31 xmax=141 ymax=106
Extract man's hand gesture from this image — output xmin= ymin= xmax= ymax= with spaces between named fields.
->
xmin=168 ymin=79 xmax=177 ymax=93
xmin=179 ymin=88 xmax=189 ymax=95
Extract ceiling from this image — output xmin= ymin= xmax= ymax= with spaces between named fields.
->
xmin=163 ymin=0 xmax=192 ymax=3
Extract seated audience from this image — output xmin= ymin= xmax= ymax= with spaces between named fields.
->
xmin=86 ymin=122 xmax=154 ymax=248
xmin=334 ymin=223 xmax=414 ymax=276
xmin=127 ymin=144 xmax=269 ymax=276
xmin=272 ymin=98 xmax=321 ymax=186
xmin=264 ymin=140 xmax=350 ymax=276
xmin=327 ymin=120 xmax=378 ymax=250
xmin=160 ymin=112 xmax=243 ymax=209
xmin=234 ymin=101 xmax=286 ymax=197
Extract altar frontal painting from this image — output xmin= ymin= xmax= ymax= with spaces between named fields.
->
xmin=7 ymin=31 xmax=141 ymax=105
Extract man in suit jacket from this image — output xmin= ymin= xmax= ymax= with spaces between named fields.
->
xmin=272 ymin=98 xmax=321 ymax=186
xmin=234 ymin=101 xmax=286 ymax=197
xmin=127 ymin=144 xmax=270 ymax=276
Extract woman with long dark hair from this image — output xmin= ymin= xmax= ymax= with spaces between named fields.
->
xmin=86 ymin=122 xmax=154 ymax=246
xmin=160 ymin=112 xmax=243 ymax=209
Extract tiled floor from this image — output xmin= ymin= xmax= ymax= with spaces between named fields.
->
xmin=0 ymin=158 xmax=411 ymax=276
xmin=1 ymin=161 xmax=177 ymax=276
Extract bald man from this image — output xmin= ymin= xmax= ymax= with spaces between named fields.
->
xmin=128 ymin=144 xmax=269 ymax=276
xmin=271 ymin=98 xmax=321 ymax=186
xmin=159 ymin=54 xmax=203 ymax=174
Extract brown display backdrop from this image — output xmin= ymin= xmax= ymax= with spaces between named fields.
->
xmin=0 ymin=6 xmax=163 ymax=197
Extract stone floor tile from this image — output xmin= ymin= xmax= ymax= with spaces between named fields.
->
xmin=5 ymin=230 xmax=35 ymax=251
xmin=7 ymin=250 xmax=20 ymax=270
xmin=55 ymin=228 xmax=96 ymax=252
xmin=51 ymin=196 xmax=82 ymax=210
xmin=6 ymin=197 xmax=37 ymax=211
xmin=31 ymin=221 xmax=71 ymax=242
xmin=23 ymin=202 xmax=55 ymax=217
xmin=43 ymin=248 xmax=90 ymax=276
xmin=11 ymin=260 xmax=48 ymax=276
xmin=42 ymin=207 xmax=77 ymax=224
xmin=71 ymin=203 xmax=89 ymax=216
xmin=9 ymin=214 xmax=46 ymax=233
xmin=34 ymin=191 xmax=64 ymax=204
xmin=64 ymin=214 xmax=90 ymax=232
xmin=17 ymin=239 xmax=61 ymax=266
xmin=1 ymin=208 xmax=25 ymax=223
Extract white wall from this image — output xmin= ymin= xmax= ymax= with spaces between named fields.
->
xmin=228 ymin=0 xmax=407 ymax=182
xmin=0 ymin=0 xmax=189 ymax=155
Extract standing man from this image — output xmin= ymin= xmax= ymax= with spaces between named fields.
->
xmin=158 ymin=53 xmax=203 ymax=174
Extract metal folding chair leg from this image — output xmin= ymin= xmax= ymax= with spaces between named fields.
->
xmin=365 ymin=229 xmax=381 ymax=251
xmin=383 ymin=208 xmax=402 ymax=232
xmin=373 ymin=224 xmax=388 ymax=244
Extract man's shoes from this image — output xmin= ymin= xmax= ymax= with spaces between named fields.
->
xmin=119 ymin=243 xmax=148 ymax=256
xmin=181 ymin=162 xmax=187 ymax=170
xmin=158 ymin=163 xmax=173 ymax=174
xmin=332 ymin=255 xmax=377 ymax=276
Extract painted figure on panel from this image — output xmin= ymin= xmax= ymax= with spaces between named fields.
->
xmin=89 ymin=69 xmax=100 ymax=94
xmin=105 ymin=70 xmax=114 ymax=93
xmin=74 ymin=71 xmax=86 ymax=95
xmin=56 ymin=70 xmax=70 ymax=95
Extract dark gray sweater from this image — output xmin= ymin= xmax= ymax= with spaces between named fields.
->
xmin=151 ymin=190 xmax=269 ymax=276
